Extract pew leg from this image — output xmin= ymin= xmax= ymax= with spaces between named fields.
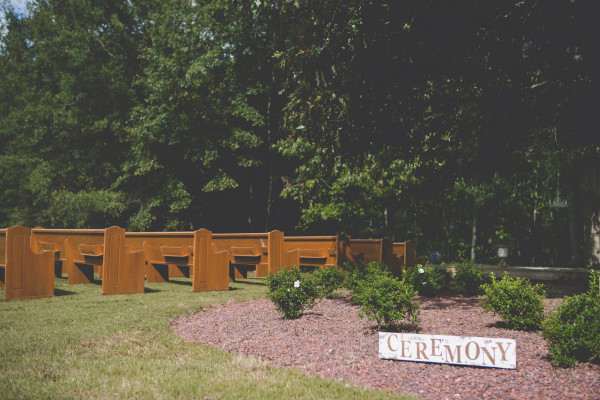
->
xmin=146 ymin=263 xmax=169 ymax=283
xmin=54 ymin=261 xmax=63 ymax=278
xmin=68 ymin=263 xmax=95 ymax=285
xmin=169 ymin=264 xmax=189 ymax=278
xmin=255 ymin=263 xmax=268 ymax=277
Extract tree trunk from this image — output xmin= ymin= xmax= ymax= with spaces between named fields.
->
xmin=566 ymin=185 xmax=580 ymax=265
xmin=248 ymin=178 xmax=254 ymax=229
xmin=471 ymin=198 xmax=477 ymax=263
xmin=565 ymin=154 xmax=600 ymax=267
xmin=264 ymin=57 xmax=276 ymax=232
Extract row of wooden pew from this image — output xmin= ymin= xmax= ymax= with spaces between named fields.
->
xmin=0 ymin=225 xmax=420 ymax=300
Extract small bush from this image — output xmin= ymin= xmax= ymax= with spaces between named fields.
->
xmin=542 ymin=270 xmax=600 ymax=367
xmin=405 ymin=265 xmax=452 ymax=297
xmin=313 ymin=267 xmax=347 ymax=298
xmin=454 ymin=262 xmax=487 ymax=296
xmin=266 ymin=267 xmax=318 ymax=319
xmin=353 ymin=273 xmax=420 ymax=329
xmin=344 ymin=262 xmax=391 ymax=294
xmin=480 ymin=273 xmax=546 ymax=331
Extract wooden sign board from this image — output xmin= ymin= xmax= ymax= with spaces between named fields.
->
xmin=379 ymin=332 xmax=516 ymax=369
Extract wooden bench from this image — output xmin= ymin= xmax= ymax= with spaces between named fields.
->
xmin=0 ymin=226 xmax=54 ymax=300
xmin=31 ymin=227 xmax=101 ymax=282
xmin=349 ymin=237 xmax=403 ymax=276
xmin=101 ymin=226 xmax=146 ymax=295
xmin=212 ymin=230 xmax=284 ymax=279
xmin=29 ymin=229 xmax=64 ymax=277
xmin=125 ymin=231 xmax=196 ymax=283
xmin=125 ymin=229 xmax=230 ymax=291
xmin=393 ymin=240 xmax=418 ymax=271
xmin=192 ymin=229 xmax=230 ymax=291
xmin=280 ymin=234 xmax=355 ymax=273
xmin=31 ymin=227 xmax=145 ymax=294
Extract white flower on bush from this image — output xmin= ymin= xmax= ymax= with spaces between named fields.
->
xmin=294 ymin=280 xmax=300 ymax=288
xmin=418 ymin=268 xmax=425 ymax=274
xmin=423 ymin=281 xmax=427 ymax=285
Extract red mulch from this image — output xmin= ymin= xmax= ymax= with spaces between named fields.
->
xmin=171 ymin=293 xmax=600 ymax=400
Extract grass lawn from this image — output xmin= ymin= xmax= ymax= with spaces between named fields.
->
xmin=0 ymin=276 xmax=413 ymax=399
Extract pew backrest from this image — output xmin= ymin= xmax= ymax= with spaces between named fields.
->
xmin=212 ymin=231 xmax=283 ymax=276
xmin=350 ymin=237 xmax=403 ymax=276
xmin=282 ymin=235 xmax=355 ymax=270
xmin=31 ymin=228 xmax=105 ymax=264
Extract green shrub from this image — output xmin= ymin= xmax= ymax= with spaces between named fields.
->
xmin=266 ymin=267 xmax=319 ymax=319
xmin=313 ymin=267 xmax=347 ymax=298
xmin=480 ymin=273 xmax=546 ymax=331
xmin=354 ymin=273 xmax=420 ymax=329
xmin=405 ymin=265 xmax=452 ymax=297
xmin=454 ymin=262 xmax=487 ymax=296
xmin=542 ymin=270 xmax=600 ymax=367
xmin=344 ymin=262 xmax=391 ymax=294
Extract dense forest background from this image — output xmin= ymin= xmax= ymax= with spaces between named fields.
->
xmin=1 ymin=0 xmax=599 ymax=267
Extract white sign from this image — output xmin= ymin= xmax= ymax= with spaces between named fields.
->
xmin=379 ymin=332 xmax=516 ymax=369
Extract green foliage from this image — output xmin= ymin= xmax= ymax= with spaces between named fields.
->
xmin=266 ymin=267 xmax=319 ymax=319
xmin=343 ymin=262 xmax=419 ymax=329
xmin=353 ymin=273 xmax=420 ymax=330
xmin=0 ymin=0 xmax=599 ymax=268
xmin=453 ymin=262 xmax=487 ymax=296
xmin=405 ymin=265 xmax=452 ymax=298
xmin=542 ymin=271 xmax=600 ymax=367
xmin=481 ymin=273 xmax=546 ymax=331
xmin=312 ymin=266 xmax=347 ymax=299
xmin=344 ymin=261 xmax=391 ymax=295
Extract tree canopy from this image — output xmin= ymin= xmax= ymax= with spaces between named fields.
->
xmin=1 ymin=0 xmax=599 ymax=266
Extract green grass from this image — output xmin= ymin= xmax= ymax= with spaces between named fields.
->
xmin=0 ymin=276 xmax=414 ymax=399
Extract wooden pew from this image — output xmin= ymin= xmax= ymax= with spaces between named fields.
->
xmin=124 ymin=230 xmax=230 ymax=291
xmin=212 ymin=230 xmax=284 ymax=279
xmin=125 ymin=231 xmax=196 ymax=283
xmin=30 ymin=227 xmax=145 ymax=294
xmin=279 ymin=234 xmax=355 ymax=273
xmin=102 ymin=226 xmax=146 ymax=295
xmin=140 ymin=237 xmax=193 ymax=283
xmin=0 ymin=226 xmax=54 ymax=300
xmin=31 ymin=228 xmax=105 ymax=285
xmin=192 ymin=229 xmax=230 ymax=292
xmin=393 ymin=240 xmax=417 ymax=271
xmin=349 ymin=237 xmax=403 ymax=276
xmin=0 ymin=228 xmax=5 ymax=287
xmin=29 ymin=226 xmax=64 ymax=277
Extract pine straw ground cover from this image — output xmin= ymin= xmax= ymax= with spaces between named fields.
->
xmin=172 ymin=284 xmax=600 ymax=400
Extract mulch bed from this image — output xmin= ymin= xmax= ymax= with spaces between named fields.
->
xmin=171 ymin=292 xmax=600 ymax=400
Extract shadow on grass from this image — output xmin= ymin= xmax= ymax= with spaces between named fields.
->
xmin=54 ymin=288 xmax=77 ymax=296
xmin=233 ymin=279 xmax=266 ymax=286
xmin=167 ymin=279 xmax=192 ymax=287
xmin=144 ymin=287 xmax=162 ymax=294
